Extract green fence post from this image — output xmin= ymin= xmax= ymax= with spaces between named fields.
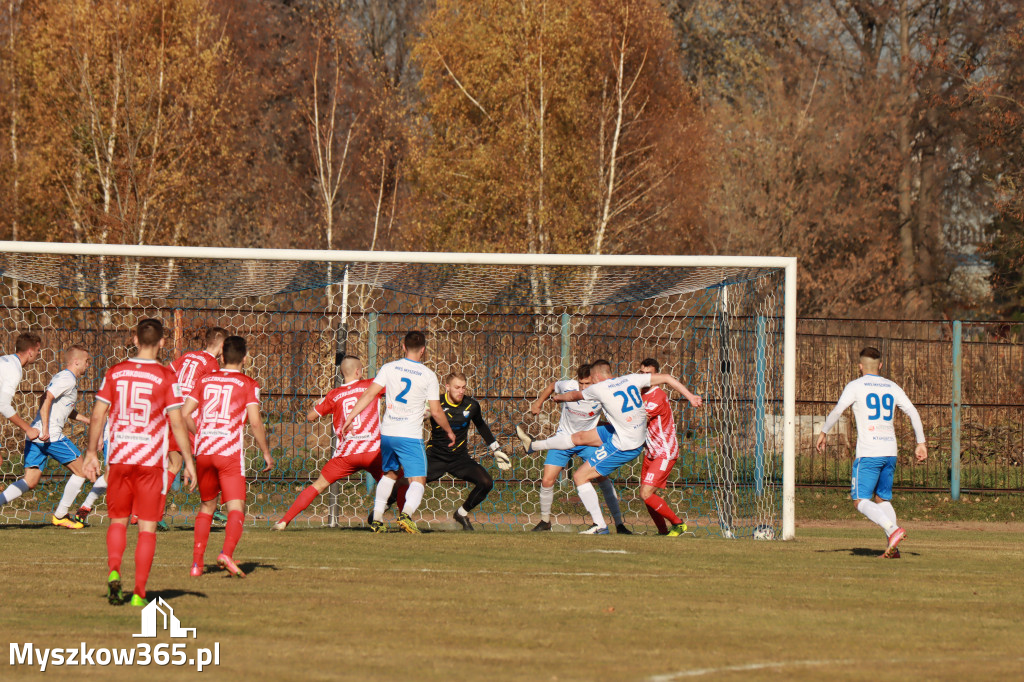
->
xmin=951 ymin=320 xmax=962 ymax=501
xmin=560 ymin=313 xmax=571 ymax=379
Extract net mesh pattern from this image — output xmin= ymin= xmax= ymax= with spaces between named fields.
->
xmin=0 ymin=251 xmax=785 ymax=538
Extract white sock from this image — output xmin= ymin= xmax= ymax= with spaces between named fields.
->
xmin=456 ymin=506 xmax=468 ymax=517
xmin=1 ymin=480 xmax=31 ymax=505
xmin=539 ymin=485 xmax=554 ymax=522
xmin=577 ymin=482 xmax=606 ymax=528
xmin=56 ymin=475 xmax=86 ymax=517
xmin=402 ymin=482 xmax=425 ymax=515
xmin=83 ymin=475 xmax=107 ymax=509
xmin=877 ymin=500 xmax=898 ymax=527
xmin=596 ymin=478 xmax=623 ymax=525
xmin=856 ymin=499 xmax=897 ymax=536
xmin=533 ymin=433 xmax=574 ymax=452
xmin=374 ymin=477 xmax=396 ymax=522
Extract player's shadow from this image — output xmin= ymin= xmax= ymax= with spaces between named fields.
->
xmin=816 ymin=547 xmax=919 ymax=558
xmin=147 ymin=588 xmax=208 ymax=602
xmin=236 ymin=561 xmax=279 ymax=576
xmin=0 ymin=523 xmax=51 ymax=530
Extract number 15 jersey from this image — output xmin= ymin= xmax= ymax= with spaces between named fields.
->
xmin=96 ymin=358 xmax=183 ymax=467
xmin=822 ymin=374 xmax=925 ymax=459
xmin=582 ymin=373 xmax=653 ymax=451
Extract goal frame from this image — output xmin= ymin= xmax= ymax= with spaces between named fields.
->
xmin=0 ymin=241 xmax=798 ymax=539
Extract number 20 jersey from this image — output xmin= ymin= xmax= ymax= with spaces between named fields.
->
xmin=192 ymin=369 xmax=261 ymax=462
xmin=96 ymin=358 xmax=184 ymax=467
xmin=822 ymin=374 xmax=925 ymax=459
xmin=314 ymin=379 xmax=381 ymax=459
xmin=582 ymin=373 xmax=653 ymax=451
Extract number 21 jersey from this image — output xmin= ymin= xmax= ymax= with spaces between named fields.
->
xmin=192 ymin=369 xmax=261 ymax=462
xmin=96 ymin=358 xmax=183 ymax=467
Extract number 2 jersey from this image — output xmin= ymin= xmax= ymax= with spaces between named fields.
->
xmin=821 ymin=374 xmax=925 ymax=459
xmin=313 ymin=378 xmax=381 ymax=459
xmin=96 ymin=358 xmax=184 ymax=467
xmin=191 ymin=369 xmax=261 ymax=466
xmin=582 ymin=373 xmax=653 ymax=451
xmin=373 ymin=358 xmax=440 ymax=440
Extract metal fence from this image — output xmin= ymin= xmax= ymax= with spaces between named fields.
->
xmin=797 ymin=319 xmax=1024 ymax=494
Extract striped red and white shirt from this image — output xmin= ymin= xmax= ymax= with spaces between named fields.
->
xmin=96 ymin=359 xmax=184 ymax=467
xmin=314 ymin=379 xmax=381 ymax=459
xmin=192 ymin=369 xmax=260 ymax=473
xmin=644 ymin=387 xmax=679 ymax=460
xmin=170 ymin=350 xmax=219 ymax=400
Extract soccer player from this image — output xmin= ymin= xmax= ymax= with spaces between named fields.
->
xmin=83 ymin=318 xmax=196 ymax=607
xmin=341 ymin=330 xmax=455 ymax=533
xmin=0 ymin=346 xmax=97 ymax=529
xmin=815 ymin=346 xmax=927 ymax=558
xmin=165 ymin=326 xmax=227 ymax=528
xmin=528 ymin=363 xmax=632 ymax=534
xmin=0 ymin=332 xmax=43 ymax=467
xmin=185 ymin=335 xmax=272 ymax=578
xmin=518 ymin=359 xmax=702 ymax=534
xmin=637 ymin=358 xmax=688 ymax=536
xmin=272 ymin=355 xmax=382 ymax=531
xmin=421 ymin=371 xmax=510 ymax=531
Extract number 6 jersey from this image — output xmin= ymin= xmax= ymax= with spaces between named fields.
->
xmin=95 ymin=358 xmax=184 ymax=467
xmin=191 ymin=369 xmax=261 ymax=462
xmin=821 ymin=374 xmax=925 ymax=459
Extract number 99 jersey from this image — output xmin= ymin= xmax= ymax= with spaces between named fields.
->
xmin=582 ymin=373 xmax=653 ymax=452
xmin=95 ymin=358 xmax=184 ymax=467
xmin=822 ymin=374 xmax=925 ymax=459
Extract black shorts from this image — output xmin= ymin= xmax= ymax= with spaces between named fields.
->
xmin=426 ymin=448 xmax=488 ymax=484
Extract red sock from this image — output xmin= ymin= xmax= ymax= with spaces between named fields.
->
xmin=281 ymin=486 xmax=321 ymax=525
xmin=107 ymin=523 xmax=127 ymax=572
xmin=395 ymin=484 xmax=408 ymax=511
xmin=645 ymin=501 xmax=668 ymax=534
xmin=646 ymin=494 xmax=682 ymax=526
xmin=134 ymin=530 xmax=157 ymax=598
xmin=193 ymin=512 xmax=214 ymax=565
xmin=221 ymin=510 xmax=244 ymax=558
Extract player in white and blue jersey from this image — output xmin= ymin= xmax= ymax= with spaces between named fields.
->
xmin=0 ymin=344 xmax=99 ymax=528
xmin=526 ymin=363 xmax=631 ymax=533
xmin=342 ymin=330 xmax=454 ymax=533
xmin=518 ymin=359 xmax=702 ymax=534
xmin=816 ymin=346 xmax=927 ymax=558
xmin=0 ymin=332 xmax=43 ymax=468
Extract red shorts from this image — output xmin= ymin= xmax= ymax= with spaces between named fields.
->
xmin=107 ymin=464 xmax=167 ymax=522
xmin=321 ymin=450 xmax=382 ymax=484
xmin=641 ymin=456 xmax=677 ymax=489
xmin=168 ymin=430 xmax=195 ymax=456
xmin=197 ymin=455 xmax=247 ymax=503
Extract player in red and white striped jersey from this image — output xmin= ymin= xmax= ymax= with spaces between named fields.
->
xmin=272 ymin=355 xmax=382 ymax=530
xmin=183 ymin=336 xmax=272 ymax=578
xmin=638 ymin=358 xmax=688 ymax=536
xmin=83 ymin=318 xmax=196 ymax=607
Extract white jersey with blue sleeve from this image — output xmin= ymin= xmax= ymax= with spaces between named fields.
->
xmin=31 ymin=369 xmax=79 ymax=443
xmin=373 ymin=358 xmax=440 ymax=440
xmin=554 ymin=379 xmax=601 ymax=435
xmin=821 ymin=374 xmax=925 ymax=459
xmin=582 ymin=373 xmax=652 ymax=451
xmin=0 ymin=353 xmax=25 ymax=420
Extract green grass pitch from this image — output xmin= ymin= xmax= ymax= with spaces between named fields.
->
xmin=2 ymin=523 xmax=1022 ymax=680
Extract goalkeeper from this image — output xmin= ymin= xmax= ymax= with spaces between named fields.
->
xmin=415 ymin=371 xmax=510 ymax=530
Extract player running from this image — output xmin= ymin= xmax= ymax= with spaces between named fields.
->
xmin=518 ymin=360 xmax=702 ymax=534
xmin=164 ymin=327 xmax=227 ymax=529
xmin=83 ymin=319 xmax=197 ymax=607
xmin=421 ymin=371 xmax=510 ymax=530
xmin=272 ymin=355 xmax=382 ymax=531
xmin=185 ymin=335 xmax=272 ymax=578
xmin=0 ymin=346 xmax=98 ymax=529
xmin=527 ymin=363 xmax=631 ymax=534
xmin=341 ymin=330 xmax=455 ymax=533
xmin=637 ymin=358 xmax=688 ymax=536
xmin=0 ymin=332 xmax=43 ymax=468
xmin=816 ymin=346 xmax=927 ymax=559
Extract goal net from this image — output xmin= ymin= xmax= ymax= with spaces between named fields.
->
xmin=0 ymin=244 xmax=796 ymax=539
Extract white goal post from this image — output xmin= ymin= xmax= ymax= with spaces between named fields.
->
xmin=0 ymin=242 xmax=796 ymax=539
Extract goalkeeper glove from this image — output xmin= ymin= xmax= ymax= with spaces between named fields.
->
xmin=490 ymin=441 xmax=512 ymax=470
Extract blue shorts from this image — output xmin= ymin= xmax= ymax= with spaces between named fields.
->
xmin=380 ymin=435 xmax=427 ymax=478
xmin=23 ymin=439 xmax=83 ymax=471
xmin=585 ymin=425 xmax=644 ymax=476
xmin=851 ymin=457 xmax=897 ymax=500
xmin=544 ymin=444 xmax=598 ymax=469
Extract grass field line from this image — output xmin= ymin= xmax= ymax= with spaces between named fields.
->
xmin=648 ymin=655 xmax=1024 ymax=680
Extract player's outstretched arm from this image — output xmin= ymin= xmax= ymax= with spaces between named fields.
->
xmin=530 ymin=382 xmax=557 ymax=415
xmin=341 ymin=383 xmax=384 ymax=435
xmin=551 ymin=389 xmax=584 ymax=403
xmin=471 ymin=404 xmax=510 ymax=470
xmin=182 ymin=397 xmax=199 ymax=435
xmin=246 ymin=403 xmax=274 ymax=472
xmin=83 ymin=401 xmax=110 ymax=482
xmin=306 ymin=406 xmax=322 ymax=422
xmin=168 ymin=409 xmax=197 ymax=491
xmin=650 ymin=373 xmax=702 ymax=407
xmin=895 ymin=389 xmax=928 ymax=461
xmin=428 ymin=399 xmax=456 ymax=446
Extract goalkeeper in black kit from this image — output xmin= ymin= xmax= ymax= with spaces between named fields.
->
xmin=423 ymin=371 xmax=511 ymax=530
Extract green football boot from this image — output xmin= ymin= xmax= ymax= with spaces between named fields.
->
xmin=107 ymin=570 xmax=125 ymax=606
xmin=666 ymin=522 xmax=688 ymax=537
xmin=129 ymin=594 xmax=149 ymax=607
